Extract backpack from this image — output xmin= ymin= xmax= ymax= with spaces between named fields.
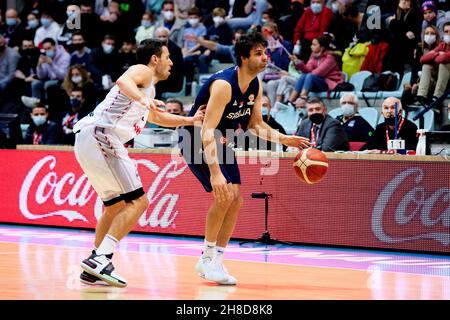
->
xmin=362 ymin=73 xmax=398 ymax=92
xmin=331 ymin=82 xmax=355 ymax=98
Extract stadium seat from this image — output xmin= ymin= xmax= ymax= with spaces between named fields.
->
xmin=134 ymin=128 xmax=178 ymax=148
xmin=271 ymin=102 xmax=302 ymax=134
xmin=407 ymin=109 xmax=435 ymax=131
xmin=162 ymin=77 xmax=186 ymax=100
xmin=358 ymin=107 xmax=379 ymax=128
xmin=350 ymin=71 xmax=372 ymax=92
xmin=328 ymin=107 xmax=343 ymax=119
xmin=349 ymin=141 xmax=365 ymax=151
xmin=382 ymin=72 xmax=411 ymax=98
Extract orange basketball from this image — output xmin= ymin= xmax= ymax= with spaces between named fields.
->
xmin=293 ymin=148 xmax=329 ymax=184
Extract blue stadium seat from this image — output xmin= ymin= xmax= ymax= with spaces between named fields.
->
xmin=271 ymin=102 xmax=302 ymax=134
xmin=407 ymin=109 xmax=435 ymax=131
xmin=162 ymin=77 xmax=186 ymax=100
xmin=328 ymin=107 xmax=343 ymax=119
xmin=358 ymin=107 xmax=379 ymax=128
xmin=382 ymin=72 xmax=411 ymax=98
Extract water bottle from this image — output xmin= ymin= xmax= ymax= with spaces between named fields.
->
xmin=415 ymin=129 xmax=427 ymax=156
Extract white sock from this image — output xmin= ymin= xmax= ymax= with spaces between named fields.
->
xmin=202 ymin=240 xmax=216 ymax=259
xmin=216 ymin=246 xmax=226 ymax=257
xmin=96 ymin=234 xmax=118 ymax=256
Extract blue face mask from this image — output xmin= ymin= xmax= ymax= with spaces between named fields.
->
xmin=141 ymin=20 xmax=152 ymax=28
xmin=311 ymin=3 xmax=323 ymax=14
xmin=67 ymin=11 xmax=77 ymax=19
xmin=45 ymin=50 xmax=55 ymax=58
xmin=28 ymin=20 xmax=39 ymax=29
xmin=70 ymin=98 xmax=81 ymax=109
xmin=6 ymin=18 xmax=17 ymax=26
xmin=261 ymin=106 xmax=269 ymax=116
xmin=32 ymin=115 xmax=47 ymax=127
xmin=102 ymin=44 xmax=114 ymax=54
xmin=40 ymin=18 xmax=51 ymax=27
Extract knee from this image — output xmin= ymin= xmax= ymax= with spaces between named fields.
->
xmin=130 ymin=195 xmax=149 ymax=213
xmin=234 ymin=194 xmax=244 ymax=208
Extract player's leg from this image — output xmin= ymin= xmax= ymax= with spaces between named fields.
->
xmin=204 ymin=184 xmax=242 ymax=285
xmin=94 ymin=200 xmax=126 ymax=248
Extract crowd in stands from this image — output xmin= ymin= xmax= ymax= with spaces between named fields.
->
xmin=0 ymin=0 xmax=449 ymax=153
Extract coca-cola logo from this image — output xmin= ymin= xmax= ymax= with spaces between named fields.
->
xmin=372 ymin=168 xmax=450 ymax=245
xmin=20 ymin=155 xmax=187 ymax=228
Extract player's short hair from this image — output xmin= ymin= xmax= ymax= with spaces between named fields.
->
xmin=234 ymin=32 xmax=267 ymax=67
xmin=136 ymin=39 xmax=167 ymax=65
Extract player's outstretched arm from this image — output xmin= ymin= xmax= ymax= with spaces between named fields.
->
xmin=248 ymin=81 xmax=310 ymax=149
xmin=147 ymin=104 xmax=205 ymax=127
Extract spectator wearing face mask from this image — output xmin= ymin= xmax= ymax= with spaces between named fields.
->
xmin=181 ymin=6 xmax=207 ymax=95
xmin=197 ymin=7 xmax=233 ymax=73
xmin=31 ymin=38 xmax=70 ymax=102
xmin=57 ymin=4 xmax=81 ymax=49
xmin=362 ymin=97 xmax=418 ymax=151
xmin=293 ymin=0 xmax=333 ymax=62
xmin=226 ymin=0 xmax=269 ymax=31
xmin=153 ymin=1 xmax=186 ymax=47
xmin=70 ymin=32 xmax=92 ymax=67
xmin=60 ymin=88 xmax=91 ymax=145
xmin=23 ymin=13 xmax=40 ymax=42
xmin=153 ymin=26 xmax=185 ymax=98
xmin=34 ymin=12 xmax=61 ymax=48
xmin=0 ymin=34 xmax=20 ymax=97
xmin=88 ymin=34 xmax=121 ymax=92
xmin=421 ymin=1 xmax=448 ymax=39
xmin=62 ymin=64 xmax=97 ymax=111
xmin=174 ymin=0 xmax=196 ymax=20
xmin=135 ymin=12 xmax=156 ymax=44
xmin=0 ymin=8 xmax=26 ymax=49
xmin=24 ymin=103 xmax=59 ymax=145
xmin=416 ymin=22 xmax=450 ymax=105
xmin=295 ymin=97 xmax=349 ymax=151
xmin=335 ymin=93 xmax=374 ymax=143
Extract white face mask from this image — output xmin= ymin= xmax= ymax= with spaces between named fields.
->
xmin=71 ymin=75 xmax=82 ymax=84
xmin=213 ymin=16 xmax=224 ymax=26
xmin=32 ymin=115 xmax=47 ymax=126
xmin=188 ymin=18 xmax=199 ymax=27
xmin=424 ymin=34 xmax=436 ymax=45
xmin=163 ymin=10 xmax=174 ymax=21
xmin=341 ymin=103 xmax=355 ymax=117
xmin=444 ymin=35 xmax=450 ymax=44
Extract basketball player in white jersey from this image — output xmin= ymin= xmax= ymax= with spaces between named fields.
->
xmin=74 ymin=39 xmax=204 ymax=287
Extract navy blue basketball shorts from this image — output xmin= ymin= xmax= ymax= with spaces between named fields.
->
xmin=186 ymin=158 xmax=241 ymax=193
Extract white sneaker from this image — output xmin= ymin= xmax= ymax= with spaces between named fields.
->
xmin=80 ymin=254 xmax=127 ymax=288
xmin=202 ymin=256 xmax=237 ymax=285
xmin=79 ymin=271 xmax=110 ymax=286
xmin=21 ymin=96 xmax=40 ymax=108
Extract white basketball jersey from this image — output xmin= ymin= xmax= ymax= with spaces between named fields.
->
xmin=74 ymin=82 xmax=154 ymax=143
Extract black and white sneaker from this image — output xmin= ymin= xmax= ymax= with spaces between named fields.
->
xmin=80 ymin=253 xmax=127 ymax=288
xmin=80 ymin=271 xmax=109 ymax=286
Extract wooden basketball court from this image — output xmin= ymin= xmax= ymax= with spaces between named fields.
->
xmin=1 ymin=224 xmax=449 ymax=300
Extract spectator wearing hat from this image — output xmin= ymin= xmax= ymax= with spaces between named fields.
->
xmin=421 ymin=0 xmax=449 ymax=39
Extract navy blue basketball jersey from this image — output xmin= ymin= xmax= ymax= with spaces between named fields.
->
xmin=188 ymin=66 xmax=260 ymax=137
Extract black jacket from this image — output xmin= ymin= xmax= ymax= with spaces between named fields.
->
xmin=295 ymin=115 xmax=350 ymax=151
xmin=362 ymin=118 xmax=418 ymax=151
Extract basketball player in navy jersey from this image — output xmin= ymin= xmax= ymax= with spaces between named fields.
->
xmin=180 ymin=32 xmax=310 ymax=285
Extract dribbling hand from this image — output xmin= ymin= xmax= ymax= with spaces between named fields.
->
xmin=282 ymin=135 xmax=311 ymax=150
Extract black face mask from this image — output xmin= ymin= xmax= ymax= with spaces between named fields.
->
xmin=385 ymin=115 xmax=401 ymax=126
xmin=72 ymin=43 xmax=85 ymax=51
xmin=309 ymin=113 xmax=324 ymax=124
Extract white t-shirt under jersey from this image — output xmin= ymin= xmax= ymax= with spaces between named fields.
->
xmin=74 ymin=81 xmax=155 ymax=143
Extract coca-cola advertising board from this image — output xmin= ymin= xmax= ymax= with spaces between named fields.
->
xmin=0 ymin=149 xmax=449 ymax=254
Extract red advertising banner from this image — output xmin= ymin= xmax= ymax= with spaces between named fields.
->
xmin=0 ymin=149 xmax=449 ymax=254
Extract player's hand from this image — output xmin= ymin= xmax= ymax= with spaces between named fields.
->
xmin=192 ymin=104 xmax=205 ymax=126
xmin=210 ymin=173 xmax=233 ymax=203
xmin=281 ymin=135 xmax=310 ymax=150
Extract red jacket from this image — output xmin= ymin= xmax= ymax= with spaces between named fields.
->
xmin=293 ymin=6 xmax=333 ymax=43
xmin=295 ymin=51 xmax=344 ymax=91
xmin=420 ymin=42 xmax=450 ymax=65
xmin=360 ymin=42 xmax=390 ymax=74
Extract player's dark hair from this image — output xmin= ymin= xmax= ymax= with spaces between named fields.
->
xmin=234 ymin=32 xmax=267 ymax=67
xmin=136 ymin=39 xmax=166 ymax=65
